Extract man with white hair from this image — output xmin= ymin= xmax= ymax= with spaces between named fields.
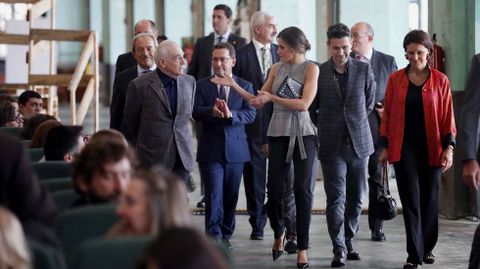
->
xmin=111 ymin=33 xmax=157 ymax=131
xmin=122 ymin=40 xmax=195 ymax=186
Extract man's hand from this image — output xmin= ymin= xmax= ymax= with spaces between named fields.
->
xmin=463 ymin=159 xmax=480 ymax=191
xmin=213 ymin=99 xmax=232 ymax=119
xmin=212 ymin=100 xmax=225 ymax=118
xmin=262 ymin=144 xmax=269 ymax=158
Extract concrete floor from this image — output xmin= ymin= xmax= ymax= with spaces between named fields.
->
xmin=191 ymin=214 xmax=476 ymax=269
xmin=68 ymin=104 xmax=478 ymax=269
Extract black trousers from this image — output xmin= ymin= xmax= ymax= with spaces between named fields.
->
xmin=266 ymin=136 xmax=316 ymax=250
xmin=469 ymin=224 xmax=480 ymax=269
xmin=393 ymin=146 xmax=441 ymax=264
xmin=367 ymin=111 xmax=383 ymax=231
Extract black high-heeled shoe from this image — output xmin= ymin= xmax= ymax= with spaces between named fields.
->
xmin=272 ymin=233 xmax=286 ymax=261
xmin=297 ymin=262 xmax=309 ymax=268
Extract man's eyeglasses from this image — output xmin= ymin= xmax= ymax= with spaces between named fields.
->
xmin=352 ymin=33 xmax=369 ymax=39
xmin=212 ymin=57 xmax=231 ymax=63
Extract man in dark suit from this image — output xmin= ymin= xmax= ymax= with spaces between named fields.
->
xmin=462 ymin=54 xmax=480 ymax=269
xmin=0 ymin=133 xmax=59 ymax=248
xmin=115 ymin=19 xmax=159 ymax=75
xmin=122 ymin=40 xmax=195 ymax=183
xmin=351 ymin=21 xmax=397 ymax=242
xmin=188 ymin=3 xmax=247 ymax=208
xmin=193 ymin=42 xmax=256 ymax=250
xmin=187 ymin=4 xmax=246 ymax=80
xmin=110 ymin=33 xmax=157 ymax=131
xmin=313 ymin=23 xmax=375 ymax=267
xmin=232 ymin=10 xmax=279 ymax=241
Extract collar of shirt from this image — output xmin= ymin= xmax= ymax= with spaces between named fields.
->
xmin=137 ymin=64 xmax=157 ymax=76
xmin=214 ymin=31 xmax=230 ymax=43
xmin=252 ymin=38 xmax=271 ymax=51
xmin=354 ymin=47 xmax=373 ymax=62
xmin=156 ymin=68 xmax=176 ymax=87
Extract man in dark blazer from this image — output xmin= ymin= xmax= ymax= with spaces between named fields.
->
xmin=313 ymin=23 xmax=375 ymax=267
xmin=187 ymin=4 xmax=246 ymax=80
xmin=462 ymin=54 xmax=480 ymax=269
xmin=193 ymin=42 xmax=256 ymax=250
xmin=115 ymin=19 xmax=158 ymax=75
xmin=0 ymin=133 xmax=59 ymax=248
xmin=351 ymin=21 xmax=397 ymax=242
xmin=232 ymin=10 xmax=279 ymax=241
xmin=122 ymin=40 xmax=195 ymax=183
xmin=110 ymin=33 xmax=157 ymax=131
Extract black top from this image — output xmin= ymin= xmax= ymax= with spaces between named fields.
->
xmin=156 ymin=68 xmax=177 ymax=115
xmin=403 ymin=80 xmax=428 ymax=151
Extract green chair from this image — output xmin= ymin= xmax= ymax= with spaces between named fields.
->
xmin=28 ymin=240 xmax=66 ymax=269
xmin=28 ymin=148 xmax=44 ymax=162
xmin=51 ymin=189 xmax=80 ymax=211
xmin=0 ymin=126 xmax=23 ymax=138
xmin=33 ymin=161 xmax=72 ymax=181
xmin=71 ymin=237 xmax=152 ymax=269
xmin=55 ymin=204 xmax=118 ymax=262
xmin=42 ymin=177 xmax=73 ymax=192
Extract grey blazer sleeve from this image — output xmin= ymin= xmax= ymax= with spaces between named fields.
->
xmin=460 ymin=54 xmax=480 ymax=161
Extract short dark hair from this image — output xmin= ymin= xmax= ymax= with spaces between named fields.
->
xmin=214 ymin=4 xmax=232 ymax=18
xmin=213 ymin=42 xmax=236 ymax=59
xmin=18 ymin=90 xmax=41 ymax=105
xmin=403 ymin=29 xmax=433 ymax=51
xmin=0 ymin=94 xmax=17 ymax=103
xmin=157 ymin=35 xmax=168 ymax=43
xmin=327 ymin=23 xmax=351 ymax=41
xmin=44 ymin=125 xmax=83 ymax=161
xmin=73 ymin=139 xmax=135 ymax=193
xmin=21 ymin=113 xmax=56 ymax=140
xmin=277 ymin=26 xmax=311 ymax=54
xmin=0 ymin=101 xmax=16 ymax=127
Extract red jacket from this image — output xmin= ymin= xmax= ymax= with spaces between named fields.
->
xmin=380 ymin=66 xmax=456 ymax=166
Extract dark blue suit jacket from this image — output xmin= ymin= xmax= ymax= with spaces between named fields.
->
xmin=193 ymin=76 xmax=256 ymax=163
xmin=110 ymin=66 xmax=137 ymax=131
xmin=233 ymin=42 xmax=279 ymax=141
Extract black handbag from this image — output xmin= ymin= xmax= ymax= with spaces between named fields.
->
xmin=276 ymin=76 xmax=303 ymax=99
xmin=376 ymin=165 xmax=398 ymax=220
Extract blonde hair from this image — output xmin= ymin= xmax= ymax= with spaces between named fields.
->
xmin=0 ymin=207 xmax=31 ymax=269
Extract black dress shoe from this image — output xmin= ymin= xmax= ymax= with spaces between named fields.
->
xmin=347 ymin=249 xmax=361 ymax=260
xmin=423 ymin=253 xmax=435 ymax=264
xmin=284 ymin=238 xmax=298 ymax=254
xmin=371 ymin=229 xmax=386 ymax=242
xmin=331 ymin=251 xmax=346 ymax=267
xmin=403 ymin=263 xmax=418 ymax=269
xmin=250 ymin=234 xmax=264 ymax=240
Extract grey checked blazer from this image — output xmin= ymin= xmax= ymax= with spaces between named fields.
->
xmin=313 ymin=57 xmax=376 ymax=160
xmin=121 ymin=70 xmax=196 ymax=171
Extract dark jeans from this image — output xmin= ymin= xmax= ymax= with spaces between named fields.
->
xmin=394 ymin=146 xmax=441 ymax=264
xmin=266 ymin=136 xmax=316 ymax=250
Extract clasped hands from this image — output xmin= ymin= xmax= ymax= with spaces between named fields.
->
xmin=212 ymin=98 xmax=232 ymax=119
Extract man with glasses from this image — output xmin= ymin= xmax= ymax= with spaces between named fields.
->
xmin=122 ymin=40 xmax=196 ymax=188
xmin=350 ymin=22 xmax=397 ymax=242
xmin=111 ymin=33 xmax=157 ymax=131
xmin=193 ymin=42 xmax=256 ymax=250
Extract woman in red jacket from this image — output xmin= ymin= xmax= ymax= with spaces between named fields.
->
xmin=379 ymin=30 xmax=456 ymax=269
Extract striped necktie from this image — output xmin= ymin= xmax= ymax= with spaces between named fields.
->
xmin=261 ymin=47 xmax=271 ymax=78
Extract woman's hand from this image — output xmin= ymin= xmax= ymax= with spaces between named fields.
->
xmin=441 ymin=146 xmax=454 ymax=172
xmin=378 ymin=148 xmax=388 ymax=166
xmin=249 ymin=91 xmax=272 ymax=109
xmin=210 ymin=75 xmax=236 ymax=88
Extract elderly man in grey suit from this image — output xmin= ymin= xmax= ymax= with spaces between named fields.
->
xmin=462 ymin=54 xmax=480 ymax=269
xmin=351 ymin=21 xmax=397 ymax=242
xmin=313 ymin=23 xmax=375 ymax=267
xmin=122 ymin=40 xmax=195 ymax=184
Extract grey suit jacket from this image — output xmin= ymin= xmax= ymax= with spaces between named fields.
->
xmin=314 ymin=57 xmax=376 ymax=160
xmin=121 ymin=70 xmax=196 ymax=172
xmin=460 ymin=54 xmax=480 ymax=162
xmin=370 ymin=49 xmax=397 ymax=103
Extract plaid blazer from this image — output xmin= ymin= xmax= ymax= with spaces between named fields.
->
xmin=313 ymin=57 xmax=376 ymax=160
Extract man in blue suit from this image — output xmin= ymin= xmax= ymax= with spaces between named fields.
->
xmin=193 ymin=42 xmax=256 ymax=250
xmin=232 ymin=10 xmax=279 ymax=241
